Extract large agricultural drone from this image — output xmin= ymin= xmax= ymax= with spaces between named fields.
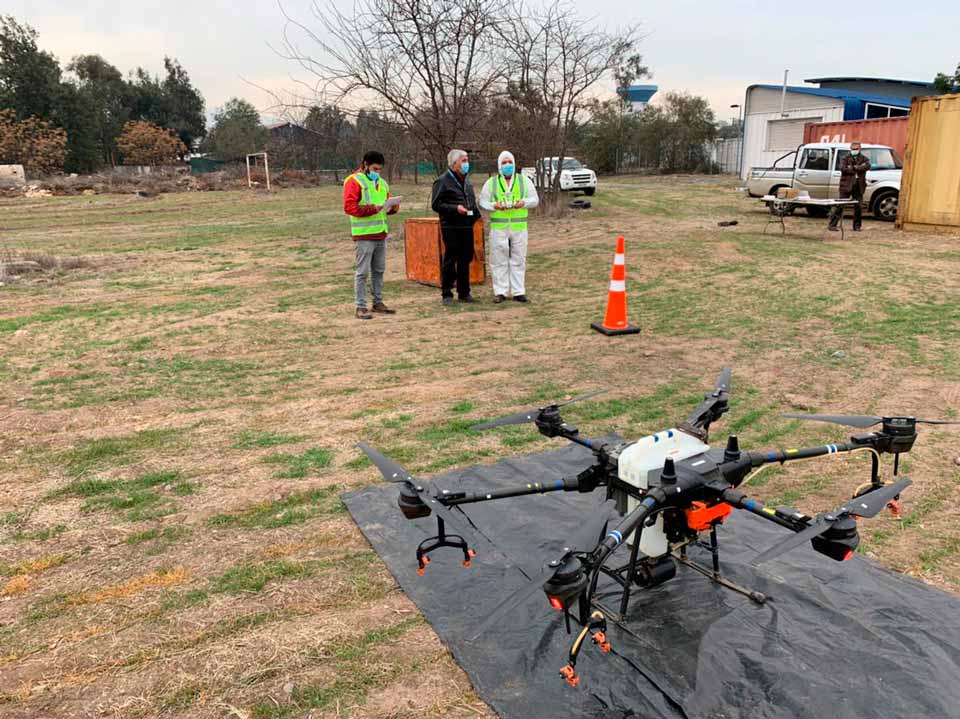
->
xmin=356 ymin=370 xmax=956 ymax=686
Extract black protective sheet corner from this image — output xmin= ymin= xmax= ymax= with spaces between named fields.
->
xmin=342 ymin=441 xmax=960 ymax=719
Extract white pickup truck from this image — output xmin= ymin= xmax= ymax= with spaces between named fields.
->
xmin=522 ymin=156 xmax=597 ymax=196
xmin=746 ymin=142 xmax=902 ymax=221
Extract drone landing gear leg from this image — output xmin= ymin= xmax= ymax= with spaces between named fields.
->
xmin=559 ymin=610 xmax=610 ymax=688
xmin=414 ymin=517 xmax=476 ymax=575
xmin=673 ymin=527 xmax=767 ymax=604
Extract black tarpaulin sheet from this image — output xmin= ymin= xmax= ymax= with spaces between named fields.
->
xmin=343 ymin=441 xmax=960 ymax=719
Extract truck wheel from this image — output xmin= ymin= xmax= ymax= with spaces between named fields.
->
xmin=584 ymin=188 xmax=595 ymax=196
xmin=806 ymin=206 xmax=829 ymax=218
xmin=872 ymin=190 xmax=898 ymax=222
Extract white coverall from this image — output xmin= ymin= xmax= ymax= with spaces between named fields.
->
xmin=479 ymin=150 xmax=539 ymax=298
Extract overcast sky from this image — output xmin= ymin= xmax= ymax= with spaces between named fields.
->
xmin=5 ymin=0 xmax=956 ymax=125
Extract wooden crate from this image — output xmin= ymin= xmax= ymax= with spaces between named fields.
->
xmin=404 ymin=217 xmax=485 ymax=287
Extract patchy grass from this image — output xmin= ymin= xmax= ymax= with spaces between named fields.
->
xmin=233 ymin=430 xmax=307 ymax=450
xmin=57 ymin=430 xmax=179 ymax=476
xmin=2 ymin=177 xmax=959 ymax=717
xmin=262 ymin=447 xmax=334 ymax=479
xmin=207 ymin=487 xmax=340 ymax=529
xmin=251 ymin=616 xmax=423 ymax=718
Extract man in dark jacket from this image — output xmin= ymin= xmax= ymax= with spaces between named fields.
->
xmin=431 ymin=149 xmax=480 ymax=304
xmin=829 ymin=142 xmax=871 ymax=232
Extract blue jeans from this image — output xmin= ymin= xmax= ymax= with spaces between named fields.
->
xmin=355 ymin=239 xmax=386 ymax=308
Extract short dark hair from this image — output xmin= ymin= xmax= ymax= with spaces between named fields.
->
xmin=363 ymin=150 xmax=385 ymax=165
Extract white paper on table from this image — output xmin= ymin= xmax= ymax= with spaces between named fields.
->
xmin=382 ymin=196 xmax=402 ymax=210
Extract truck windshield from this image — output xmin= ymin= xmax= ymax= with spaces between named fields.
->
xmin=551 ymin=159 xmax=584 ymax=170
xmin=835 ymin=148 xmax=902 ymax=171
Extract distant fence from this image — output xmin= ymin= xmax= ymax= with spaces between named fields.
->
xmin=707 ymin=138 xmax=742 ymax=175
xmin=112 ymin=165 xmax=187 ymax=176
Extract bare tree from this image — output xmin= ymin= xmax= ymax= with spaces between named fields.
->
xmin=279 ymin=0 xmax=510 ymax=171
xmin=487 ymin=2 xmax=638 ymax=194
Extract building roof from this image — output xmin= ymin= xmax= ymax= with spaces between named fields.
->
xmin=620 ymin=85 xmax=658 ymax=103
xmin=805 ymin=76 xmax=936 ymax=88
xmin=751 ymin=84 xmax=912 ymax=108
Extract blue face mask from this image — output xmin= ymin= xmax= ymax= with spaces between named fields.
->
xmin=460 ymin=162 xmax=470 ymax=175
xmin=501 ymin=163 xmax=515 ymax=177
xmin=850 ymin=150 xmax=860 ymax=156
xmin=366 ymin=170 xmax=380 ymax=182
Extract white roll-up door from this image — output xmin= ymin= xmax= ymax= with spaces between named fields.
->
xmin=765 ymin=117 xmax=822 ymax=151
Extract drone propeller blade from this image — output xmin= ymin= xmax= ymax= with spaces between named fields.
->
xmin=839 ymin=478 xmax=912 ymax=519
xmin=356 ymin=442 xmax=478 ymax=540
xmin=781 ymin=413 xmax=882 ymax=429
xmin=471 ymin=409 xmax=542 ymax=431
xmin=714 ymin=367 xmax=732 ymax=395
xmin=466 ymin=500 xmax=616 ymax=641
xmin=471 ymin=389 xmax=609 ymax=431
xmin=753 ymin=478 xmax=913 ymax=565
xmin=751 ymin=517 xmax=832 ymax=566
xmin=357 ymin=442 xmax=415 ymax=484
xmin=915 ymin=418 xmax=960 ymax=425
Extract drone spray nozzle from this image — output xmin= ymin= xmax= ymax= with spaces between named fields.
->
xmin=397 ymin=483 xmax=432 ymax=520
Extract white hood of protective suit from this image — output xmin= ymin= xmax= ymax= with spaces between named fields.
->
xmin=498 ymin=150 xmax=516 ymax=177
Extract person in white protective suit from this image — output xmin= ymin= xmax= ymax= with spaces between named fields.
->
xmin=479 ymin=150 xmax=539 ymax=303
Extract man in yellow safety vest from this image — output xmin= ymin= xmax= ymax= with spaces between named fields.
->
xmin=343 ymin=150 xmax=401 ymax=319
xmin=479 ymin=150 xmax=539 ymax=303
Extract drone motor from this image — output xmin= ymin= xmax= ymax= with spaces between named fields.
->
xmin=397 ymin=484 xmax=432 ymax=520
xmin=544 ymin=556 xmax=590 ymax=611
xmin=811 ymin=516 xmax=860 ymax=562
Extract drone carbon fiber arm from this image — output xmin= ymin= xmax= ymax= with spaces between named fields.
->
xmin=745 ymin=440 xmax=865 ymax=467
xmin=435 ymin=463 xmax=608 ymax=508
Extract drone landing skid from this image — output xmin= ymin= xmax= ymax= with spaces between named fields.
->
xmin=594 ymin=527 xmax=766 ymax=623
xmin=416 ymin=516 xmax=476 ymax=575
xmin=675 ymin=533 xmax=767 ymax=605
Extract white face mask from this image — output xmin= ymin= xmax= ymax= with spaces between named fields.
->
xmin=851 ymin=149 xmax=861 ymax=156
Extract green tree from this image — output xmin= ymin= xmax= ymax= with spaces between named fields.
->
xmin=579 ymin=99 xmax=638 ymax=174
xmin=0 ymin=15 xmax=62 ymax=119
xmin=202 ymin=98 xmax=267 ymax=160
xmin=68 ymin=54 xmax=130 ymax=165
xmin=933 ymin=64 xmax=959 ymax=93
xmin=128 ymin=58 xmax=205 ymax=150
xmin=52 ymin=82 xmax=101 ymax=173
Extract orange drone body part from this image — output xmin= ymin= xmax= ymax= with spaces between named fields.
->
xmin=685 ymin=501 xmax=733 ymax=531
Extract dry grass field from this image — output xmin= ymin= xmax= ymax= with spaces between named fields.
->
xmin=1 ymin=176 xmax=959 ymax=718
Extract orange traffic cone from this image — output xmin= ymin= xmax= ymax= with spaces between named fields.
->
xmin=591 ymin=236 xmax=640 ymax=336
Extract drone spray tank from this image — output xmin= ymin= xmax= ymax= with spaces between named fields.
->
xmin=616 ymin=428 xmax=711 ymax=556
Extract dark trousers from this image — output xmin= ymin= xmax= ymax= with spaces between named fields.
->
xmin=440 ymin=225 xmax=474 ymax=299
xmin=829 ymin=185 xmax=864 ymax=229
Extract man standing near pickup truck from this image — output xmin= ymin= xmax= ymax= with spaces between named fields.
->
xmin=829 ymin=142 xmax=871 ymax=232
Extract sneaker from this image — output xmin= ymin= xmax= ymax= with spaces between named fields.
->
xmin=493 ymin=294 xmax=506 ymax=304
xmin=827 ymin=226 xmax=839 ymax=232
xmin=355 ymin=307 xmax=373 ymax=320
xmin=513 ymin=294 xmax=528 ymax=303
xmin=459 ymin=295 xmax=476 ymax=303
xmin=372 ymin=302 xmax=396 ymax=314
xmin=442 ymin=297 xmax=454 ymax=306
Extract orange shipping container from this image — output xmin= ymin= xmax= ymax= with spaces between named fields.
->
xmin=803 ymin=116 xmax=909 ymax=158
xmin=404 ymin=217 xmax=485 ymax=287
